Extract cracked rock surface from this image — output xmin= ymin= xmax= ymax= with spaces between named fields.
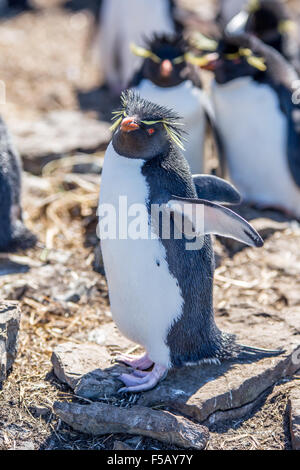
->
xmin=0 ymin=301 xmax=20 ymax=385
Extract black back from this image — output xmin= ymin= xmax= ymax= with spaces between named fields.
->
xmin=141 ymin=143 xmax=237 ymax=366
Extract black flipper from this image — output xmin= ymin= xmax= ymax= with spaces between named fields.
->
xmin=168 ymin=196 xmax=264 ymax=247
xmin=193 ymin=174 xmax=241 ymax=205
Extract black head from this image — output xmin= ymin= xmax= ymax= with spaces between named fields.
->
xmin=133 ymin=34 xmax=188 ymax=87
xmin=201 ymin=38 xmax=267 ymax=85
xmin=245 ymin=0 xmax=292 ymax=52
xmin=111 ymin=90 xmax=184 ymax=160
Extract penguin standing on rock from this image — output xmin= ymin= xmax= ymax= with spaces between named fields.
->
xmin=97 ymin=0 xmax=177 ymax=95
xmin=201 ymin=34 xmax=300 ymax=218
xmin=0 ymin=117 xmax=36 ymax=251
xmin=99 ymin=90 xmax=281 ymax=393
xmin=129 ymin=34 xmax=215 ymax=174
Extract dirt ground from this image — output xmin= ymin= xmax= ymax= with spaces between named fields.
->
xmin=0 ymin=0 xmax=299 ymax=451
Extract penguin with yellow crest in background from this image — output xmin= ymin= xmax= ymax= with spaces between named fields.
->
xmin=129 ymin=34 xmax=217 ymax=174
xmin=226 ymin=0 xmax=300 ymax=71
xmin=199 ymin=33 xmax=300 ymax=218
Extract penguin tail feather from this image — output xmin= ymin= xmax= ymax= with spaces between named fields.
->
xmin=236 ymin=344 xmax=285 ymax=360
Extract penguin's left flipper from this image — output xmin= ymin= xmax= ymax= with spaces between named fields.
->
xmin=168 ymin=196 xmax=263 ymax=247
xmin=192 ymin=175 xmax=241 ymax=205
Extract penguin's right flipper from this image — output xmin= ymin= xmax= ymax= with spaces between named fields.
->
xmin=192 ymin=175 xmax=241 ymax=205
xmin=168 ymin=196 xmax=263 ymax=247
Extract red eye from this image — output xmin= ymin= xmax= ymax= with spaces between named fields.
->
xmin=147 ymin=128 xmax=155 ymax=135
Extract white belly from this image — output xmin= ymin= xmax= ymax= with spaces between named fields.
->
xmin=219 ymin=0 xmax=249 ymax=24
xmin=99 ymin=143 xmax=184 ymax=367
xmin=134 ymin=79 xmax=207 ymax=174
xmin=212 ymin=77 xmax=300 ymax=217
xmin=99 ymin=0 xmax=175 ymax=90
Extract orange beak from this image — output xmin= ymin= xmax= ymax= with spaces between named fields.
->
xmin=120 ymin=117 xmax=140 ymax=133
xmin=160 ymin=59 xmax=173 ymax=78
xmin=201 ymin=53 xmax=221 ymax=71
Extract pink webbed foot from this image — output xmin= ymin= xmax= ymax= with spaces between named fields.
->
xmin=118 ymin=364 xmax=168 ymax=393
xmin=116 ymin=353 xmax=154 ymax=370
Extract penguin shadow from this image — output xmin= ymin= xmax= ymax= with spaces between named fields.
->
xmin=218 ymin=203 xmax=295 ymax=256
xmin=0 ymin=255 xmax=30 ymax=276
xmin=77 ymin=86 xmax=121 ymax=123
xmin=163 ymin=350 xmax=283 ymax=400
xmin=0 ymin=2 xmax=35 ymax=19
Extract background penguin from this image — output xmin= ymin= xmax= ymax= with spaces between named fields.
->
xmin=99 ymin=90 xmax=280 ymax=393
xmin=129 ymin=33 xmax=216 ymax=174
xmin=201 ymin=33 xmax=300 ymax=218
xmin=226 ymin=0 xmax=300 ymax=71
xmin=0 ymin=116 xmax=37 ymax=251
xmin=97 ymin=0 xmax=177 ymax=95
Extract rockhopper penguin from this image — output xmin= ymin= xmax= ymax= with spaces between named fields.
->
xmin=97 ymin=0 xmax=176 ymax=94
xmin=98 ymin=91 xmax=282 ymax=393
xmin=129 ymin=34 xmax=215 ymax=174
xmin=0 ymin=116 xmax=36 ymax=251
xmin=200 ymin=34 xmax=300 ymax=218
xmin=226 ymin=0 xmax=300 ymax=72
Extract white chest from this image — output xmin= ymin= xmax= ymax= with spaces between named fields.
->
xmin=212 ymin=77 xmax=300 ymax=215
xmin=99 ymin=143 xmax=184 ymax=367
xmin=134 ymin=79 xmax=207 ymax=174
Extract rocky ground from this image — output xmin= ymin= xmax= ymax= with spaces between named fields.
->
xmin=0 ymin=0 xmax=299 ymax=451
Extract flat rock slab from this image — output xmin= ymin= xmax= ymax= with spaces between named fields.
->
xmin=53 ymin=401 xmax=209 ymax=449
xmin=12 ymin=111 xmax=110 ymax=174
xmin=0 ymin=301 xmax=21 ymax=385
xmin=52 ymin=307 xmax=299 ymax=424
xmin=139 ymin=307 xmax=300 ymax=422
xmin=289 ymin=387 xmax=300 ymax=450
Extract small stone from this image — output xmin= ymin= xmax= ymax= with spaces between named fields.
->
xmin=113 ymin=441 xmax=134 ymax=451
xmin=15 ymin=441 xmax=35 ymax=451
xmin=53 ymin=401 xmax=209 ymax=450
xmin=31 ymin=405 xmax=49 ymax=417
xmin=289 ymin=386 xmax=300 ymax=450
xmin=0 ymin=301 xmax=21 ymax=385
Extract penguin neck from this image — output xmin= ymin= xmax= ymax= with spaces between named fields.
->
xmin=140 ymin=78 xmax=190 ymax=91
xmin=214 ymin=75 xmax=255 ymax=90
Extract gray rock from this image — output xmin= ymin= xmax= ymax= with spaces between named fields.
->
xmin=12 ymin=111 xmax=110 ymax=174
xmin=52 ymin=307 xmax=300 ymax=424
xmin=0 ymin=301 xmax=20 ymax=385
xmin=289 ymin=386 xmax=300 ymax=450
xmin=53 ymin=401 xmax=209 ymax=450
xmin=139 ymin=307 xmax=300 ymax=423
